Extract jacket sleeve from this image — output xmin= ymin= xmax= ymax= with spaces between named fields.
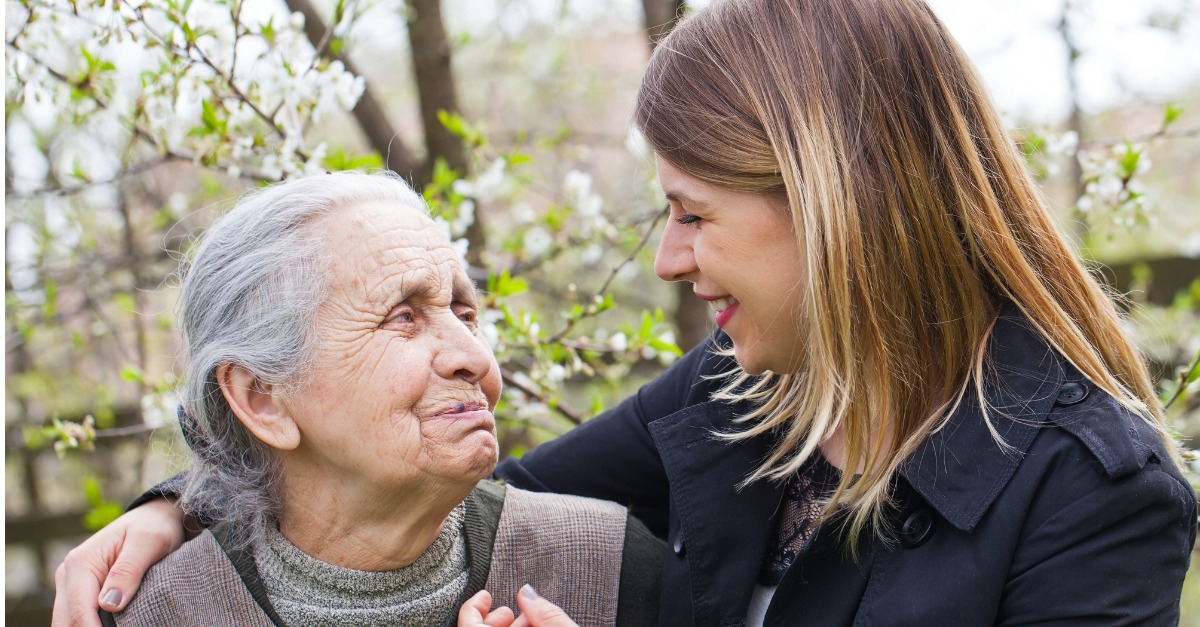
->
xmin=999 ymin=459 xmax=1196 ymax=625
xmin=495 ymin=331 xmax=735 ymax=537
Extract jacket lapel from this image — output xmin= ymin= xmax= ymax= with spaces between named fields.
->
xmin=650 ymin=400 xmax=784 ymax=625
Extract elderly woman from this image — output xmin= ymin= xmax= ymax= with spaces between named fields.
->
xmin=97 ymin=172 xmax=660 ymax=627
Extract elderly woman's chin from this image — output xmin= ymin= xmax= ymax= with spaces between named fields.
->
xmin=457 ymin=427 xmax=501 ymax=484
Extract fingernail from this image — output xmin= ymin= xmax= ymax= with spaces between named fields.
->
xmin=101 ymin=589 xmax=122 ymax=608
xmin=520 ymin=584 xmax=540 ymax=601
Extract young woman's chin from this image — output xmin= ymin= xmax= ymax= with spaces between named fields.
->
xmin=732 ymin=343 xmax=771 ymax=376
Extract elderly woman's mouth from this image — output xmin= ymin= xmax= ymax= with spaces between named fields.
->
xmin=436 ymin=402 xmax=491 ymax=418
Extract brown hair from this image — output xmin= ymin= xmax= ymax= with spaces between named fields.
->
xmin=635 ymin=0 xmax=1171 ymax=549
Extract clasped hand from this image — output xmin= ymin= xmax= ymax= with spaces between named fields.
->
xmin=458 ymin=586 xmax=580 ymax=627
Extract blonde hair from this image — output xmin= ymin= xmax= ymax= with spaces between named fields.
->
xmin=635 ymin=0 xmax=1171 ymax=549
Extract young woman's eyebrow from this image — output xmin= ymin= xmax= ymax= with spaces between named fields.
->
xmin=665 ymin=191 xmax=711 ymax=208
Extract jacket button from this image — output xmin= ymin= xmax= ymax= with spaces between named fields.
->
xmin=1056 ymin=381 xmax=1089 ymax=405
xmin=673 ymin=534 xmax=686 ymax=557
xmin=900 ymin=508 xmax=936 ymax=549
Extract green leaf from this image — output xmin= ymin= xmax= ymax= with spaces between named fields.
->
xmin=120 ymin=364 xmax=144 ymax=384
xmin=70 ymin=159 xmax=89 ymax=182
xmin=1119 ymin=141 xmax=1141 ymax=178
xmin=488 ymin=271 xmax=528 ymax=297
xmin=505 ymin=150 xmax=533 ymax=167
xmin=323 ymin=147 xmax=383 ymax=171
xmin=653 ymin=338 xmax=683 ymax=355
xmin=201 ymin=98 xmax=225 ymax=134
xmin=1163 ymin=102 xmax=1183 ymax=129
xmin=260 ymin=17 xmax=276 ymax=43
xmin=437 ymin=109 xmax=466 ymax=137
xmin=113 ymin=292 xmax=136 ymax=312
xmin=436 ymin=110 xmax=484 ymax=146
xmin=81 ymin=478 xmax=124 ymax=531
xmin=42 ymin=279 xmax=57 ymax=320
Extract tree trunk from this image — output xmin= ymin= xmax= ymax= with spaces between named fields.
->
xmin=406 ymin=0 xmax=486 ymax=265
xmin=1059 ymin=0 xmax=1087 ymax=241
xmin=641 ymin=0 xmax=686 ymax=49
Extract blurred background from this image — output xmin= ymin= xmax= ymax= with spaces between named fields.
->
xmin=6 ymin=0 xmax=1199 ymax=623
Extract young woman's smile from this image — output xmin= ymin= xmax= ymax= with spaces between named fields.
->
xmin=653 ymin=155 xmax=808 ymax=375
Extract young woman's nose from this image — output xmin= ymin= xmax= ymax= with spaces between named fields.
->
xmin=654 ymin=219 xmax=698 ymax=282
xmin=433 ymin=316 xmax=494 ymax=384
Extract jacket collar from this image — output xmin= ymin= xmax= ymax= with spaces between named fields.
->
xmin=654 ymin=305 xmax=1066 ymax=542
xmin=898 ymin=305 xmax=1065 ymax=531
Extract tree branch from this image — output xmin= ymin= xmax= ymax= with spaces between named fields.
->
xmin=500 ymin=367 xmax=584 ymax=426
xmin=547 ymin=206 xmax=667 ymax=344
xmin=284 ymin=0 xmax=423 ymax=178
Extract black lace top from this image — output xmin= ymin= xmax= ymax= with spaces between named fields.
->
xmin=758 ymin=454 xmax=842 ymax=586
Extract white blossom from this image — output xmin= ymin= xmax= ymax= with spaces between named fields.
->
xmin=544 ymin=364 xmax=567 ymax=383
xmin=473 ymin=158 xmax=508 ymax=201
xmin=452 ymin=199 xmax=476 ymax=236
xmin=625 ymin=125 xmax=650 ymax=160
xmin=524 ymin=226 xmax=553 ymax=257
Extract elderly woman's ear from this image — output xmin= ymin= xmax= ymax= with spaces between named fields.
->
xmin=215 ymin=363 xmax=301 ymax=451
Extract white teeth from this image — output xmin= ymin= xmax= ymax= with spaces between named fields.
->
xmin=709 ymin=296 xmax=737 ymax=313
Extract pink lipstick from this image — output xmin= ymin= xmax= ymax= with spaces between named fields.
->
xmin=714 ymin=302 xmax=739 ymax=328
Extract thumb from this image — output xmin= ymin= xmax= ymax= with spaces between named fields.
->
xmin=95 ymin=501 xmax=185 ymax=612
xmin=514 ymin=585 xmax=579 ymax=627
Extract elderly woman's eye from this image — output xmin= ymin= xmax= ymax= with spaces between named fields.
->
xmin=385 ymin=307 xmax=415 ymax=325
xmin=458 ymin=308 xmax=478 ymax=326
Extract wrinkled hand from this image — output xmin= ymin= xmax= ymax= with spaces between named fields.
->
xmin=458 ymin=590 xmax=517 ymax=627
xmin=51 ymin=498 xmax=187 ymax=627
xmin=511 ymin=585 xmax=580 ymax=627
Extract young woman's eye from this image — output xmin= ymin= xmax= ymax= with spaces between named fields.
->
xmin=675 ymin=213 xmax=702 ymax=226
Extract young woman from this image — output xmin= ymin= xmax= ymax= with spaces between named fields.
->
xmin=55 ymin=1 xmax=1195 ymax=626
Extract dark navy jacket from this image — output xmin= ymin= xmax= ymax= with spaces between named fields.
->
xmin=496 ymin=308 xmax=1196 ymax=626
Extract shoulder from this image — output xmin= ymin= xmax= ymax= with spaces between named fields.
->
xmin=481 ymin=483 xmax=661 ymax=625
xmin=1015 ymin=382 xmax=1196 ymax=546
xmin=499 ymin=483 xmax=630 ymax=536
xmin=1044 ymin=377 xmax=1177 ymax=481
xmin=127 ymin=530 xmax=228 ymax=604
xmin=110 ymin=531 xmax=271 ymax=626
xmin=987 ymin=308 xmax=1192 ymax=521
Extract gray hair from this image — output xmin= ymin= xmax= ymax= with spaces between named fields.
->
xmin=176 ymin=171 xmax=428 ymax=547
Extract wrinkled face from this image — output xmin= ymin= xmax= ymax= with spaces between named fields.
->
xmin=654 ymin=156 xmax=807 ymax=375
xmin=284 ymin=200 xmax=501 ymax=493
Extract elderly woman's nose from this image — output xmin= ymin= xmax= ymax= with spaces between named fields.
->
xmin=654 ymin=221 xmax=697 ymax=282
xmin=433 ymin=318 xmax=494 ymax=384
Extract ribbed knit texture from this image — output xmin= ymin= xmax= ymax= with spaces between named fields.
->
xmin=253 ymin=504 xmax=469 ymax=627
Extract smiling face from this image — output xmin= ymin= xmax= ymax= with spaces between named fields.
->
xmin=282 ymin=200 xmax=501 ymax=498
xmin=654 ymin=155 xmax=808 ymax=375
